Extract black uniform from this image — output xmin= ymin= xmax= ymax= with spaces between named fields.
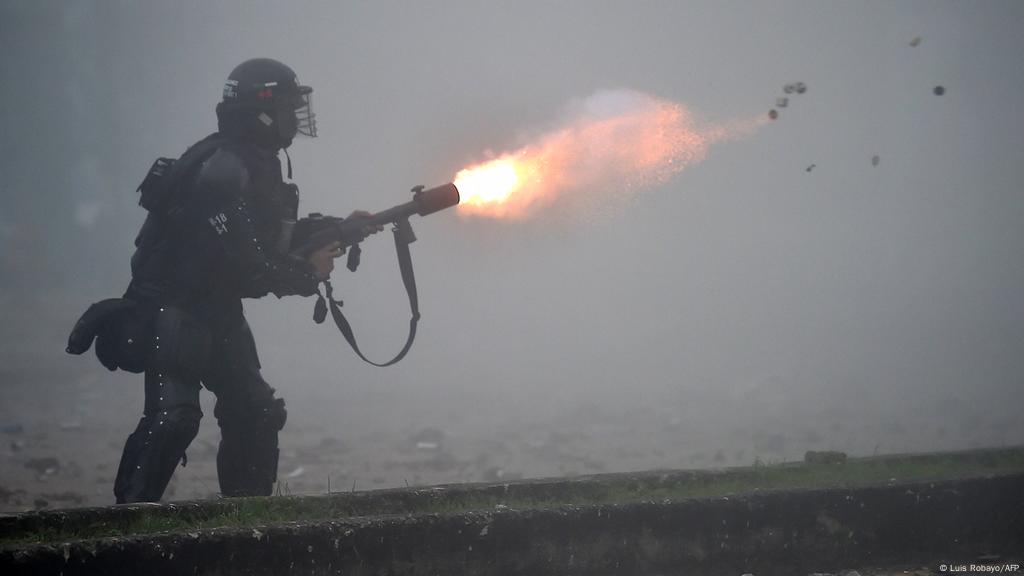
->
xmin=114 ymin=133 xmax=319 ymax=502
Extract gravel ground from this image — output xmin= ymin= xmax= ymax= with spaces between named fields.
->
xmin=2 ymin=306 xmax=1021 ymax=514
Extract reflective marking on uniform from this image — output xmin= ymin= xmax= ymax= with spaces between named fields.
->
xmin=209 ymin=212 xmax=229 ymax=235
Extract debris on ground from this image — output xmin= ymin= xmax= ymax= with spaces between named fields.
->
xmin=409 ymin=427 xmax=445 ymax=450
xmin=0 ymin=485 xmax=25 ymax=504
xmin=24 ymin=456 xmax=60 ymax=475
xmin=482 ymin=466 xmax=507 ymax=482
xmin=804 ymin=450 xmax=847 ymax=464
xmin=316 ymin=436 xmax=349 ymax=453
xmin=41 ymin=491 xmax=86 ymax=505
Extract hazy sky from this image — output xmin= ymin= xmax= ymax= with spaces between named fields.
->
xmin=2 ymin=1 xmax=1022 ymax=458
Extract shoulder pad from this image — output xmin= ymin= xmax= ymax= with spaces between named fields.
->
xmin=137 ymin=134 xmax=226 ymax=215
xmin=195 ymin=147 xmax=251 ymax=200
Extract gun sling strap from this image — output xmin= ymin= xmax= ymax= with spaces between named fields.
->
xmin=313 ymin=226 xmax=419 ymax=367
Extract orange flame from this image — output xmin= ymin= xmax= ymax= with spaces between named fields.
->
xmin=454 ymin=90 xmax=763 ymax=219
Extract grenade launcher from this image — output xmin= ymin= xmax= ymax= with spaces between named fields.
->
xmin=289 ymin=183 xmax=459 ymax=271
xmin=287 ymin=183 xmax=460 ymax=367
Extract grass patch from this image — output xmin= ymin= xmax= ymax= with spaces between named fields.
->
xmin=3 ymin=446 xmax=1022 ymax=548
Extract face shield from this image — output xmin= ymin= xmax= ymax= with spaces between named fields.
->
xmin=294 ymin=86 xmax=317 ymax=137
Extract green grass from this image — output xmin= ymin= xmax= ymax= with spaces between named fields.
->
xmin=3 ymin=446 xmax=1022 ymax=548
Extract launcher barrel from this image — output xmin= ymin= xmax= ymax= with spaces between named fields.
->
xmin=290 ymin=183 xmax=460 ymax=257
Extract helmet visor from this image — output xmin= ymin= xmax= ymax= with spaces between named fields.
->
xmin=294 ymin=88 xmax=317 ymax=137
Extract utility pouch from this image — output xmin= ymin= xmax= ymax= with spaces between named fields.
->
xmin=67 ymin=298 xmax=155 ymax=373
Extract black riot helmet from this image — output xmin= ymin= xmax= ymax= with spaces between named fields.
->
xmin=216 ymin=58 xmax=317 ymax=149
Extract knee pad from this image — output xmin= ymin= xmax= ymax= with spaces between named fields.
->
xmin=216 ymin=393 xmax=286 ymax=434
xmin=217 ymin=399 xmax=282 ymax=497
xmin=114 ymin=406 xmax=201 ymax=503
xmin=160 ymin=405 xmax=202 ymax=442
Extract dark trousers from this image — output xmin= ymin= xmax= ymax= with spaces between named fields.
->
xmin=114 ymin=307 xmax=286 ymax=503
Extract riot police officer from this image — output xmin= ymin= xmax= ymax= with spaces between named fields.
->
xmin=111 ymin=58 xmax=363 ymax=502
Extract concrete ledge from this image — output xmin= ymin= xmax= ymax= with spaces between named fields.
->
xmin=2 ymin=472 xmax=1022 ymax=575
xmin=3 ymin=445 xmax=1022 ymax=546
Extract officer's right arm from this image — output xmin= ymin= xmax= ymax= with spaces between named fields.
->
xmin=192 ymin=149 xmax=320 ymax=298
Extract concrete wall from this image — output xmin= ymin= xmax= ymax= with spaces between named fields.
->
xmin=3 ymin=473 xmax=1022 ymax=575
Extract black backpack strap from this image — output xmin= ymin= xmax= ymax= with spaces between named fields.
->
xmin=314 ymin=226 xmax=420 ymax=367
